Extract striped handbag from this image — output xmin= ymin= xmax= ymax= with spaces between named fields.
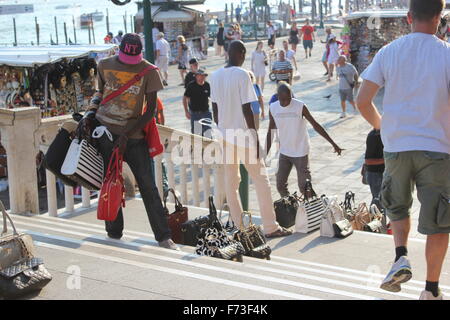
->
xmin=61 ymin=138 xmax=104 ymax=190
xmin=295 ymin=180 xmax=326 ymax=233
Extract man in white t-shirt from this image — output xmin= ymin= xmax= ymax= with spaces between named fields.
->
xmin=356 ymin=0 xmax=450 ymax=300
xmin=210 ymin=40 xmax=292 ymax=238
xmin=267 ymin=21 xmax=276 ymax=49
xmin=266 ymin=82 xmax=342 ymax=197
xmin=155 ymin=32 xmax=171 ymax=86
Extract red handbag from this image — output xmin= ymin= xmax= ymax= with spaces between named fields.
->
xmin=142 ymin=106 xmax=164 ymax=158
xmin=163 ymin=189 xmax=189 ymax=244
xmin=97 ymin=148 xmax=125 ymax=221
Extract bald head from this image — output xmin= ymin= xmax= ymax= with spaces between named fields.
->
xmin=228 ymin=40 xmax=247 ymax=67
xmin=277 ymin=81 xmax=293 ymax=107
xmin=337 ymin=55 xmax=347 ymax=66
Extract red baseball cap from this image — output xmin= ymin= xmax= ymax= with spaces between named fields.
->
xmin=119 ymin=33 xmax=143 ymax=65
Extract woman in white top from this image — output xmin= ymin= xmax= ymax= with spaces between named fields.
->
xmin=251 ymin=41 xmax=268 ymax=92
xmin=266 ymin=82 xmax=343 ymax=197
xmin=233 ymin=24 xmax=243 ymax=41
xmin=327 ymin=35 xmax=340 ymax=81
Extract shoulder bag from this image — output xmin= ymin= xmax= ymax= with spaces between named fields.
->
xmin=320 ymin=196 xmax=353 ymax=238
xmin=295 ymin=180 xmax=326 ymax=233
xmin=195 ymin=196 xmax=245 ymax=262
xmin=363 ymin=204 xmax=384 ymax=233
xmin=233 ymin=211 xmax=271 ymax=260
xmin=97 ymin=148 xmax=125 ymax=221
xmin=164 ymin=188 xmax=189 ymax=244
xmin=349 ymin=203 xmax=371 ymax=231
xmin=0 ymin=201 xmax=52 ymax=299
xmin=274 ymin=192 xmax=299 ymax=228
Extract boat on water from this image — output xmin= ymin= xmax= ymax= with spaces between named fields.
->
xmin=55 ymin=4 xmax=82 ymax=10
xmin=79 ymin=10 xmax=104 ymax=27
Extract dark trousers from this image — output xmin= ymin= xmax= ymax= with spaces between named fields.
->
xmin=366 ymin=170 xmax=383 ymax=212
xmin=97 ymin=134 xmax=171 ymax=242
xmin=190 ymin=110 xmax=212 ymax=138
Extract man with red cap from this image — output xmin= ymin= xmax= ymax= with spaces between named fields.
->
xmin=88 ymin=33 xmax=178 ymax=250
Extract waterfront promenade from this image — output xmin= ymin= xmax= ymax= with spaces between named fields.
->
xmin=7 ymin=34 xmax=447 ymax=300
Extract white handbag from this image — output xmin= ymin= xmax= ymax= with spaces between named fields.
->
xmin=320 ymin=196 xmax=343 ymax=237
xmin=295 ymin=180 xmax=326 ymax=234
xmin=61 ymin=138 xmax=104 ymax=190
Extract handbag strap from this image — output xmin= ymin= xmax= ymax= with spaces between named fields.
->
xmin=100 ymin=64 xmax=158 ymax=105
xmin=163 ymin=188 xmax=184 ymax=212
xmin=1 ymin=200 xmax=18 ymax=237
xmin=303 ymin=180 xmax=318 ymax=202
xmin=239 ymin=211 xmax=253 ymax=231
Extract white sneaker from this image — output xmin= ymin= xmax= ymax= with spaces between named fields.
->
xmin=419 ymin=290 xmax=443 ymax=300
xmin=159 ymin=239 xmax=180 ymax=251
xmin=380 ymin=256 xmax=412 ymax=292
xmin=340 ymin=112 xmax=346 ymax=119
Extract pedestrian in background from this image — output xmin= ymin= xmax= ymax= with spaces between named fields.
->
xmin=233 ymin=24 xmax=243 ymax=41
xmin=155 ymin=32 xmax=170 ymax=87
xmin=327 ymin=35 xmax=340 ymax=81
xmin=336 ymin=55 xmax=359 ymax=118
xmin=300 ymin=19 xmax=315 ymax=59
xmin=363 ymin=129 xmax=384 ymax=211
xmin=272 ymin=50 xmax=293 ymax=84
xmin=183 ymin=69 xmax=212 ymax=137
xmin=112 ymin=30 xmax=124 ymax=45
xmin=216 ymin=22 xmax=225 ymax=57
xmin=251 ymin=41 xmax=268 ymax=92
xmin=176 ymin=35 xmax=190 ymax=86
xmin=248 ymin=71 xmax=265 ymax=130
xmin=104 ymin=32 xmax=113 ymax=44
xmin=321 ymin=28 xmax=334 ymax=76
xmin=283 ymin=40 xmax=298 ymax=72
xmin=289 ymin=22 xmax=300 ymax=52
xmin=356 ymin=0 xmax=450 ymax=300
xmin=267 ymin=21 xmax=276 ymax=49
xmin=184 ymin=58 xmax=200 ymax=88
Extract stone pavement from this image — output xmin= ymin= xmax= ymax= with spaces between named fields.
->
xmin=157 ymin=34 xmax=422 ymax=239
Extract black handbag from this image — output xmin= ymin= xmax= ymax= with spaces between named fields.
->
xmin=42 ymin=127 xmax=78 ymax=187
xmin=274 ymin=192 xmax=299 ymax=228
xmin=180 ymin=212 xmax=211 ymax=247
xmin=195 ymin=196 xmax=245 ymax=262
xmin=233 ymin=212 xmax=271 ymax=260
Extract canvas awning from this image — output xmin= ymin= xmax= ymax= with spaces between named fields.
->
xmin=135 ymin=6 xmax=161 ymax=20
xmin=182 ymin=4 xmax=208 ymax=14
xmin=344 ymin=9 xmax=408 ymax=20
xmin=153 ymin=10 xmax=193 ymax=22
xmin=0 ymin=45 xmax=117 ymax=67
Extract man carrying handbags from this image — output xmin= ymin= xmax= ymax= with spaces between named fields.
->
xmin=88 ymin=33 xmax=178 ymax=250
xmin=356 ymin=0 xmax=450 ymax=299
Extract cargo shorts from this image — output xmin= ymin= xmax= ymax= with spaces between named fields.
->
xmin=381 ymin=151 xmax=450 ymax=235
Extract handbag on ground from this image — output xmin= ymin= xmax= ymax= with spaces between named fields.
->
xmin=164 ymin=188 xmax=188 ymax=244
xmin=274 ymin=192 xmax=299 ymax=228
xmin=320 ymin=196 xmax=353 ymax=238
xmin=295 ymin=180 xmax=326 ymax=233
xmin=233 ymin=211 xmax=271 ymax=260
xmin=0 ymin=201 xmax=52 ymax=299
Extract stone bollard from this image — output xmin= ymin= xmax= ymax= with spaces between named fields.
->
xmin=0 ymin=107 xmax=41 ymax=215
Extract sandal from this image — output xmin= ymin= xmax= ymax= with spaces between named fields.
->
xmin=265 ymin=227 xmax=293 ymax=239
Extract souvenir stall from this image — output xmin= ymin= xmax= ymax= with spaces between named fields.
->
xmin=0 ymin=45 xmax=116 ymax=179
xmin=344 ymin=10 xmax=410 ymax=73
xmin=0 ymin=45 xmax=116 ymax=117
xmin=135 ymin=0 xmax=208 ymax=62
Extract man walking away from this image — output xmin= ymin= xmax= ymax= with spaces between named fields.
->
xmin=356 ymin=0 xmax=450 ymax=300
xmin=336 ymin=55 xmax=359 ymax=118
xmin=272 ymin=50 xmax=294 ymax=85
xmin=155 ymin=32 xmax=171 ymax=86
xmin=184 ymin=58 xmax=200 ymax=88
xmin=266 ymin=82 xmax=343 ymax=197
xmin=183 ymin=69 xmax=212 ymax=137
xmin=112 ymin=30 xmax=124 ymax=45
xmin=210 ymin=40 xmax=292 ymax=238
xmin=300 ymin=19 xmax=315 ymax=59
xmin=89 ymin=33 xmax=178 ymax=251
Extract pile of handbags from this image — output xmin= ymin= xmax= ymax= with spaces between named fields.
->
xmin=273 ymin=181 xmax=389 ymax=239
xmin=0 ymin=201 xmax=52 ymax=299
xmin=164 ymin=192 xmax=271 ymax=262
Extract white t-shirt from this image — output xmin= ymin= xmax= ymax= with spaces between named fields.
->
xmin=361 ymin=33 xmax=450 ymax=154
xmin=267 ymin=26 xmax=275 ymax=37
xmin=210 ymin=66 xmax=258 ymax=146
xmin=152 ymin=28 xmax=159 ymax=43
xmin=285 ymin=49 xmax=296 ymax=62
xmin=270 ymin=99 xmax=310 ymax=157
xmin=156 ymin=38 xmax=171 ymax=57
